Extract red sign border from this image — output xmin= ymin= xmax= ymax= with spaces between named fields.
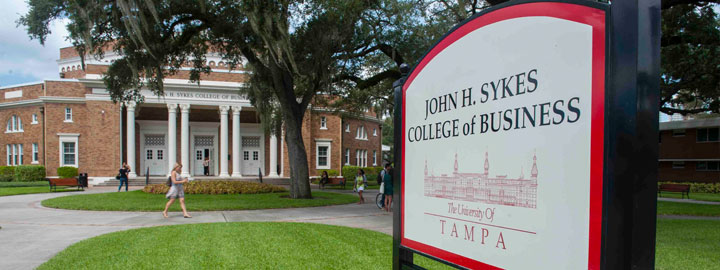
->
xmin=400 ymin=2 xmax=606 ymax=269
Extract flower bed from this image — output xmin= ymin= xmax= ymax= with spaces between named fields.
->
xmin=143 ymin=181 xmax=285 ymax=195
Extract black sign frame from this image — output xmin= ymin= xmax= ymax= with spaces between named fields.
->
xmin=392 ymin=0 xmax=660 ymax=269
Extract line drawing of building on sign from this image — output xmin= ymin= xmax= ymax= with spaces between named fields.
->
xmin=424 ymin=151 xmax=538 ymax=208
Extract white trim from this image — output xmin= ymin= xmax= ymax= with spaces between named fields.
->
xmin=660 ymin=117 xmax=720 ymax=130
xmin=316 ymin=141 xmax=331 ymax=170
xmin=4 ymin=90 xmax=22 ymax=99
xmin=345 ymin=148 xmax=350 ymax=165
xmin=42 ymin=96 xmax=86 ymax=104
xmin=659 ymin=159 xmax=720 ymax=162
xmin=0 ymin=99 xmax=43 ymax=109
xmin=0 ymin=81 xmax=44 ymax=90
xmin=58 ymin=133 xmax=80 ymax=168
xmin=64 ymin=107 xmax=73 ymax=122
xmin=31 ymin=114 xmax=38 ymax=124
xmin=315 ymin=138 xmax=333 ymax=142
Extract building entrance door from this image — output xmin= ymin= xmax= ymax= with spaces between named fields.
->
xmin=194 ymin=135 xmax=215 ymax=176
xmin=241 ymin=136 xmax=262 ymax=175
xmin=143 ymin=134 xmax=167 ymax=176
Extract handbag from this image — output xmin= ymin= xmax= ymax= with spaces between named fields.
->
xmin=379 ymin=182 xmax=385 ymax=194
xmin=115 ymin=173 xmax=121 ymax=180
xmin=166 ymin=176 xmax=172 ymax=187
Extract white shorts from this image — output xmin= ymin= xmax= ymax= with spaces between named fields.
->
xmin=357 ymin=186 xmax=365 ymax=191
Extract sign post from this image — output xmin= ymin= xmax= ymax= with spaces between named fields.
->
xmin=393 ymin=0 xmax=660 ymax=269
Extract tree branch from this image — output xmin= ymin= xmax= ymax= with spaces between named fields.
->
xmin=662 ymin=0 xmax=720 ymax=9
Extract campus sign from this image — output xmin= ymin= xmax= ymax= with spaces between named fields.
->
xmin=394 ymin=0 xmax=659 ymax=269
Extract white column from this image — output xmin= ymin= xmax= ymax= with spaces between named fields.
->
xmin=269 ymin=131 xmax=279 ymax=177
xmin=126 ymin=101 xmax=137 ymax=178
xmin=167 ymin=104 xmax=178 ymax=176
xmin=180 ymin=104 xmax=191 ymax=178
xmin=219 ymin=105 xmax=230 ymax=177
xmin=231 ymin=106 xmax=242 ymax=177
xmin=280 ymin=126 xmax=284 ymax=177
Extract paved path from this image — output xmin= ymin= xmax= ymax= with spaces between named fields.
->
xmin=658 ymin=197 xmax=720 ymax=205
xmin=0 ymin=187 xmax=391 ymax=270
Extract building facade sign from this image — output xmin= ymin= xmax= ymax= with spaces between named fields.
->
xmin=400 ymin=2 xmax=607 ymax=269
xmin=145 ymin=90 xmax=248 ymax=103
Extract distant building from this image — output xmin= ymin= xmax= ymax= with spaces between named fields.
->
xmin=424 ymin=152 xmax=538 ymax=208
xmin=659 ymin=117 xmax=720 ymax=183
xmin=0 ymin=46 xmax=381 ymax=185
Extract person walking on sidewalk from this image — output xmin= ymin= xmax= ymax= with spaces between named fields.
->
xmin=355 ymin=169 xmax=367 ymax=204
xmin=117 ymin=162 xmax=130 ymax=192
xmin=163 ymin=163 xmax=192 ymax=218
xmin=383 ymin=163 xmax=394 ymax=212
xmin=203 ymin=157 xmax=210 ymax=176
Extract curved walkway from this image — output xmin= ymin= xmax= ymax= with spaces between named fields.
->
xmin=658 ymin=197 xmax=720 ymax=205
xmin=0 ymin=187 xmax=390 ymax=270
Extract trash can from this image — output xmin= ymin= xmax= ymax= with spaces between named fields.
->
xmin=79 ymin=173 xmax=88 ymax=188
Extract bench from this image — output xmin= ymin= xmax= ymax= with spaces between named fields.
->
xmin=658 ymin=184 xmax=690 ymax=199
xmin=48 ymin=178 xmax=84 ymax=192
xmin=319 ymin=177 xmax=345 ymax=190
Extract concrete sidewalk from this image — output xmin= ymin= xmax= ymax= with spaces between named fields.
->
xmin=0 ymin=187 xmax=391 ymax=270
xmin=658 ymin=197 xmax=720 ymax=205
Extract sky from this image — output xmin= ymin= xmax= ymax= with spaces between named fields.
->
xmin=0 ymin=1 xmax=71 ymax=87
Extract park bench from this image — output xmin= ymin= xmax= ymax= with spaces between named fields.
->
xmin=658 ymin=184 xmax=690 ymax=199
xmin=48 ymin=178 xmax=84 ymax=192
xmin=319 ymin=177 xmax=345 ymax=190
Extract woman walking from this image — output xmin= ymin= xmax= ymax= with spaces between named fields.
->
xmin=355 ymin=169 xmax=367 ymax=204
xmin=118 ymin=162 xmax=130 ymax=192
xmin=163 ymin=163 xmax=192 ymax=218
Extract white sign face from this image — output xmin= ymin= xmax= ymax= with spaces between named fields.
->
xmin=401 ymin=3 xmax=605 ymax=270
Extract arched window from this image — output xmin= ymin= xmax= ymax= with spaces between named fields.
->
xmin=6 ymin=115 xmax=22 ymax=132
xmin=61 ymin=67 xmax=66 ymax=72
xmin=209 ymin=61 xmax=216 ymax=66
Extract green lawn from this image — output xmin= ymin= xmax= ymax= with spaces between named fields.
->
xmin=656 ymin=219 xmax=720 ymax=270
xmin=0 ymin=186 xmax=81 ymax=197
xmin=657 ymin=201 xmax=720 ymax=216
xmin=659 ymin=192 xmax=720 ymax=202
xmin=0 ymin=181 xmax=49 ymax=187
xmin=37 ymin=222 xmax=449 ymax=270
xmin=36 ymin=220 xmax=720 ymax=270
xmin=41 ymin=190 xmax=358 ymax=211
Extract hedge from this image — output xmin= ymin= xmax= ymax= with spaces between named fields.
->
xmin=13 ymin=165 xmax=46 ymax=182
xmin=143 ymin=181 xmax=286 ymax=195
xmin=57 ymin=167 xmax=79 ymax=178
xmin=0 ymin=166 xmax=14 ymax=182
xmin=659 ymin=182 xmax=720 ymax=194
xmin=342 ymin=166 xmax=384 ymax=183
xmin=318 ymin=169 xmax=339 ymax=177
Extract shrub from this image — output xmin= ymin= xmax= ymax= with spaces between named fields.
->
xmin=659 ymin=182 xmax=720 ymax=194
xmin=0 ymin=166 xmax=14 ymax=182
xmin=342 ymin=166 xmax=383 ymax=183
xmin=318 ymin=169 xmax=339 ymax=177
xmin=57 ymin=167 xmax=79 ymax=178
xmin=142 ymin=181 xmax=286 ymax=195
xmin=14 ymin=165 xmax=46 ymax=182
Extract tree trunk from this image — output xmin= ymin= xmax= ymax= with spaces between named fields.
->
xmin=283 ymin=111 xmax=312 ymax=199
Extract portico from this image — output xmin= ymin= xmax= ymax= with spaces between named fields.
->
xmin=115 ymin=86 xmax=282 ymax=179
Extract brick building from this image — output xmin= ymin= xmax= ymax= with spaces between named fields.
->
xmin=659 ymin=118 xmax=720 ymax=183
xmin=0 ymin=46 xmax=382 ymax=185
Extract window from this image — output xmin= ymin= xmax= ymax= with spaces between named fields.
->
xmin=316 ymin=141 xmax=331 ymax=169
xmin=18 ymin=144 xmax=23 ymax=165
xmin=146 ymin=150 xmax=153 ymax=159
xmin=356 ymin=126 xmax=367 ymax=140
xmin=62 ymin=142 xmax=75 ymax=166
xmin=64 ymin=107 xmax=73 ymax=122
xmin=6 ymin=145 xmax=10 ymax=166
xmin=31 ymin=114 xmax=38 ymax=124
xmin=696 ymin=161 xmax=720 ymax=171
xmin=5 ymin=115 xmax=23 ymax=133
xmin=243 ymin=151 xmax=249 ymax=161
xmin=373 ymin=128 xmax=377 ymax=136
xmin=672 ymin=161 xmax=685 ymax=169
xmin=253 ymin=151 xmax=259 ymax=161
xmin=345 ymin=148 xmax=350 ymax=165
xmin=320 ymin=116 xmax=327 ymax=129
xmin=672 ymin=129 xmax=685 ymax=137
xmin=58 ymin=133 xmax=79 ymax=167
xmin=345 ymin=124 xmax=350 ymax=132
xmin=373 ymin=150 xmax=377 ymax=166
xmin=697 ymin=128 xmax=720 ymax=142
xmin=32 ymin=143 xmax=38 ymax=163
xmin=157 ymin=150 xmax=163 ymax=160
xmin=356 ymin=149 xmax=367 ymax=167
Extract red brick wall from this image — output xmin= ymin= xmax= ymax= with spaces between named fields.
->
xmin=44 ymin=103 xmax=88 ymax=176
xmin=0 ymin=107 xmax=44 ymax=166
xmin=342 ymin=118 xmax=383 ymax=169
xmin=659 ymin=129 xmax=720 ymax=160
xmin=45 ymin=81 xmax=89 ymax=97
xmin=659 ymin=161 xmax=720 ymax=183
xmin=0 ymin=84 xmax=44 ymax=102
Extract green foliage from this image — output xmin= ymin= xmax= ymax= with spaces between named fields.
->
xmin=57 ymin=167 xmax=79 ymax=179
xmin=659 ymin=182 xmax=720 ymax=193
xmin=0 ymin=181 xmax=48 ymax=187
xmin=342 ymin=166 xmax=383 ymax=183
xmin=318 ymin=169 xmax=339 ymax=177
xmin=143 ymin=181 xmax=285 ymax=195
xmin=13 ymin=165 xmax=46 ymax=182
xmin=0 ymin=166 xmax=14 ymax=182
